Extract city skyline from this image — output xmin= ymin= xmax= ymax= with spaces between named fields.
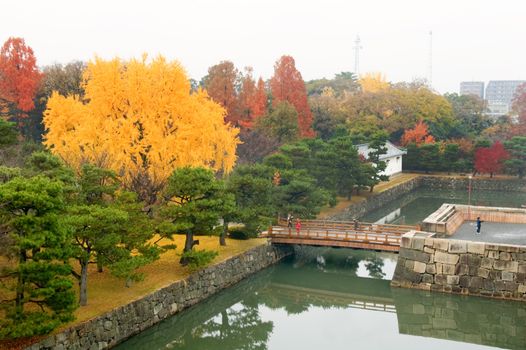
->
xmin=2 ymin=0 xmax=525 ymax=94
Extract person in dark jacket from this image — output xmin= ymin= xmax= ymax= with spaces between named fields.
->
xmin=476 ymin=217 xmax=483 ymax=234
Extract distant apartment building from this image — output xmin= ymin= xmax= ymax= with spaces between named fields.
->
xmin=459 ymin=81 xmax=484 ymax=99
xmin=485 ymin=80 xmax=526 ymax=117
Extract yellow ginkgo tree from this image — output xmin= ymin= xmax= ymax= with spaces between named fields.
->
xmin=43 ymin=55 xmax=239 ymax=203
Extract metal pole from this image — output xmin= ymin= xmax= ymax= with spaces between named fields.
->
xmin=468 ymin=175 xmax=472 ymax=220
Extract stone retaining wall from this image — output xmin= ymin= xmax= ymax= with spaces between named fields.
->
xmin=329 ymin=176 xmax=421 ymax=220
xmin=392 ymin=231 xmax=526 ymax=301
xmin=26 ymin=243 xmax=292 ymax=350
xmin=328 ymin=175 xmax=526 ymax=221
xmin=393 ymin=288 xmax=526 ymax=349
xmin=420 ymin=176 xmax=526 ymax=192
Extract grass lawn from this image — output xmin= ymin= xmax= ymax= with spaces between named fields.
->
xmin=0 ymin=236 xmax=266 ymax=350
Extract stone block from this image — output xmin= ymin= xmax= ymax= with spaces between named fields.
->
xmin=483 ymin=279 xmax=495 ymax=291
xmin=477 ymin=268 xmax=490 ymax=278
xmin=519 ymin=284 xmax=526 ymax=294
xmin=499 ymin=252 xmax=512 ymax=261
xmin=424 ymin=246 xmax=435 ymax=254
xmin=436 ymin=263 xmax=443 ymax=274
xmin=414 ymin=261 xmax=427 ymax=273
xmin=494 ymin=260 xmax=519 ymax=273
xmin=502 ymin=271 xmax=515 ymax=281
xmin=400 ymin=248 xmax=431 ymax=263
xmin=401 ymin=236 xmax=412 ymax=248
xmin=405 ymin=260 xmax=414 ymax=270
xmin=459 ymin=275 xmax=470 ymax=288
xmin=481 ymin=258 xmax=494 ymax=269
xmin=425 ymin=238 xmax=435 ymax=247
xmin=519 ymin=264 xmax=526 ymax=274
xmin=422 ymin=274 xmax=434 ymax=284
xmin=443 ymin=264 xmax=456 ymax=275
xmin=435 ymin=275 xmax=447 ymax=285
xmin=495 ymin=281 xmax=519 ymax=292
xmin=447 ymin=275 xmax=460 ymax=285
xmin=435 ymin=251 xmax=460 ymax=265
xmin=457 ymin=264 xmax=469 ymax=275
xmin=469 ymin=277 xmax=484 ymax=289
xmin=426 ymin=264 xmax=436 ymax=274
xmin=433 ymin=239 xmax=449 ymax=251
xmin=449 ymin=241 xmax=467 ymax=253
xmin=500 ymin=245 xmax=520 ymax=253
xmin=486 ymin=243 xmax=500 ymax=251
xmin=467 ymin=242 xmax=485 ymax=255
xmin=517 ymin=273 xmax=526 ymax=283
xmin=487 ymin=250 xmax=499 ymax=259
xmin=412 ymin=237 xmax=425 ymax=250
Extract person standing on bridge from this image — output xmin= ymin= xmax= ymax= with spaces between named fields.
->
xmin=295 ymin=218 xmax=302 ymax=235
xmin=353 ymin=218 xmax=359 ymax=231
xmin=287 ymin=213 xmax=293 ymax=234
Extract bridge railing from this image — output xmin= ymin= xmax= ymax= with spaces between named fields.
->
xmin=277 ymin=218 xmax=418 ymax=236
xmin=266 ymin=226 xmax=402 ymax=246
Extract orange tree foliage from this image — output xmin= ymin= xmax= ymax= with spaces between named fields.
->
xmin=270 ymin=55 xmax=314 ymax=137
xmin=238 ymin=70 xmax=267 ymax=129
xmin=0 ymin=37 xmax=42 ymax=114
xmin=474 ymin=141 xmax=509 ymax=177
xmin=43 ymin=55 xmax=239 ymax=203
xmin=202 ymin=60 xmax=240 ymax=126
xmin=401 ymin=120 xmax=435 ymax=146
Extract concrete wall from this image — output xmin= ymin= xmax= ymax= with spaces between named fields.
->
xmin=26 ymin=243 xmax=292 ymax=350
xmin=392 ymin=231 xmax=526 ymax=301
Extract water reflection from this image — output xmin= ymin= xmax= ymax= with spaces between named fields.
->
xmin=116 ymin=248 xmax=526 ymax=350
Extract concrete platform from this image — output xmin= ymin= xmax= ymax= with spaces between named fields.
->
xmin=449 ymin=221 xmax=526 ymax=245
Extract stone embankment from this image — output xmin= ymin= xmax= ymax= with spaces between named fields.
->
xmin=329 ymin=175 xmax=526 ymax=221
xmin=27 ymin=243 xmax=292 ymax=350
xmin=392 ymin=231 xmax=526 ymax=301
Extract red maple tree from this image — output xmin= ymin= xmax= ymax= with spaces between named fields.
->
xmin=203 ymin=60 xmax=240 ymax=126
xmin=238 ymin=70 xmax=267 ymax=129
xmin=474 ymin=141 xmax=509 ymax=177
xmin=401 ymin=120 xmax=435 ymax=146
xmin=0 ymin=37 xmax=42 ymax=114
xmin=270 ymin=55 xmax=314 ymax=137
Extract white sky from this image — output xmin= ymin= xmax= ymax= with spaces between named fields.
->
xmin=1 ymin=0 xmax=525 ymax=93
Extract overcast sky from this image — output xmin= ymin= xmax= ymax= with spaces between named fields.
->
xmin=2 ymin=0 xmax=525 ymax=93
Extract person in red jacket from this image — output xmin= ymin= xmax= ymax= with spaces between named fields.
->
xmin=295 ymin=218 xmax=302 ymax=235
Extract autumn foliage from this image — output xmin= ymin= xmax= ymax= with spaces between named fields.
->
xmin=270 ymin=55 xmax=314 ymax=137
xmin=43 ymin=55 xmax=239 ymax=201
xmin=0 ymin=37 xmax=42 ymax=114
xmin=202 ymin=60 xmax=240 ymax=125
xmin=474 ymin=141 xmax=509 ymax=177
xmin=359 ymin=72 xmax=389 ymax=93
xmin=238 ymin=68 xmax=266 ymax=129
xmin=401 ymin=120 xmax=435 ymax=146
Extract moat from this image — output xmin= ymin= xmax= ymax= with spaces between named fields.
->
xmin=115 ymin=188 xmax=526 ymax=350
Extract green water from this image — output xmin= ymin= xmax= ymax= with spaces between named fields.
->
xmin=360 ymin=188 xmax=526 ymax=225
xmin=115 ymin=247 xmax=526 ymax=350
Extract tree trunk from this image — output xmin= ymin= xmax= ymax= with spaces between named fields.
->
xmin=97 ymin=259 xmax=103 ymax=273
xmin=15 ymin=250 xmax=27 ymax=316
xmin=79 ymin=261 xmax=89 ymax=306
xmin=180 ymin=231 xmax=199 ymax=265
xmin=220 ymin=220 xmax=228 ymax=246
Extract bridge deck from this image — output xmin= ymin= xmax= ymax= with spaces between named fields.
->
xmin=262 ymin=219 xmax=418 ymax=252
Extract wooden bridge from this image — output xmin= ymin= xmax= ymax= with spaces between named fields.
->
xmin=262 ymin=219 xmax=419 ymax=252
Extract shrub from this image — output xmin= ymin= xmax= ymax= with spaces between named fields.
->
xmin=180 ymin=249 xmax=218 ymax=271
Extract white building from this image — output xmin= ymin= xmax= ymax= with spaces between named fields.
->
xmin=356 ymin=141 xmax=407 ymax=177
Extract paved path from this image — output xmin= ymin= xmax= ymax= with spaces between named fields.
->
xmin=450 ymin=221 xmax=526 ymax=245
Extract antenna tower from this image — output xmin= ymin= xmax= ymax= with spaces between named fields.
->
xmin=428 ymin=31 xmax=433 ymax=87
xmin=353 ymin=35 xmax=362 ymax=76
